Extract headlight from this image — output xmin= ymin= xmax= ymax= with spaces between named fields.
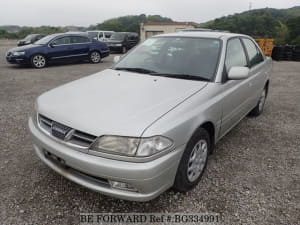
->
xmin=91 ymin=135 xmax=173 ymax=157
xmin=13 ymin=51 xmax=25 ymax=56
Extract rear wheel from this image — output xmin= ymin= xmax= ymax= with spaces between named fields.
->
xmin=31 ymin=54 xmax=46 ymax=69
xmin=90 ymin=51 xmax=101 ymax=63
xmin=248 ymin=87 xmax=267 ymax=116
xmin=173 ymin=128 xmax=210 ymax=192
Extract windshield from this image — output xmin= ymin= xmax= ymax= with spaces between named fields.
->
xmin=34 ymin=34 xmax=56 ymax=45
xmin=113 ymin=37 xmax=221 ymax=81
xmin=24 ymin=34 xmax=36 ymax=41
xmin=110 ymin=33 xmax=126 ymax=41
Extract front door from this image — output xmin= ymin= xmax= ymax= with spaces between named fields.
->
xmin=48 ymin=36 xmax=73 ymax=60
xmin=220 ymin=38 xmax=253 ymax=136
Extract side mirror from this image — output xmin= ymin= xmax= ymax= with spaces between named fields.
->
xmin=49 ymin=43 xmax=55 ymax=48
xmin=228 ymin=66 xmax=250 ymax=80
xmin=113 ymin=56 xmax=121 ymax=63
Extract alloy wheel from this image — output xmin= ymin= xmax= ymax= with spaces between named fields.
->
xmin=32 ymin=55 xmax=46 ymax=68
xmin=91 ymin=51 xmax=101 ymax=63
xmin=187 ymin=139 xmax=208 ymax=182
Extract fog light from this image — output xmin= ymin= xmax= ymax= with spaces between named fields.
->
xmin=109 ymin=180 xmax=138 ymax=192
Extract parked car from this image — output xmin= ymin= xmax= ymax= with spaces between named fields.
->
xmin=6 ymin=33 xmax=109 ymax=68
xmin=107 ymin=32 xmax=139 ymax=53
xmin=29 ymin=32 xmax=272 ymax=201
xmin=87 ymin=30 xmax=114 ymax=42
xmin=17 ymin=34 xmax=46 ymax=46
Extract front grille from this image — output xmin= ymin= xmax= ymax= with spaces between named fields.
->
xmin=38 ymin=114 xmax=97 ymax=148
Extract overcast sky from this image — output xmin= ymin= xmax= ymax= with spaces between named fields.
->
xmin=1 ymin=0 xmax=299 ymax=27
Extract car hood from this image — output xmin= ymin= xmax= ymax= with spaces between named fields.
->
xmin=9 ymin=44 xmax=42 ymax=52
xmin=37 ymin=69 xmax=207 ymax=137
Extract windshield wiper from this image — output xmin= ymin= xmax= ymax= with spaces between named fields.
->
xmin=114 ymin=67 xmax=157 ymax=74
xmin=149 ymin=73 xmax=211 ymax=81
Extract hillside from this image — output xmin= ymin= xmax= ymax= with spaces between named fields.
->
xmin=203 ymin=6 xmax=300 ymax=44
xmin=89 ymin=14 xmax=173 ymax=33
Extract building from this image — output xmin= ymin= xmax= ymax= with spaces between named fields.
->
xmin=140 ymin=22 xmax=198 ymax=41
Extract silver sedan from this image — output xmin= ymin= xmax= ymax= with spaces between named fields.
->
xmin=29 ymin=32 xmax=272 ymax=201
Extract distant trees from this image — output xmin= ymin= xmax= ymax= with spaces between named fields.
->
xmin=203 ymin=7 xmax=300 ymax=45
xmin=91 ymin=14 xmax=173 ymax=33
xmin=286 ymin=16 xmax=300 ymax=44
xmin=0 ymin=26 xmax=64 ymax=39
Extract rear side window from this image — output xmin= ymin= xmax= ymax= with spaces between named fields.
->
xmin=71 ymin=36 xmax=90 ymax=44
xmin=225 ymin=38 xmax=247 ymax=73
xmin=242 ymin=38 xmax=264 ymax=67
xmin=52 ymin=37 xmax=71 ymax=45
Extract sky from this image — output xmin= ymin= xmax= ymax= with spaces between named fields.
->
xmin=0 ymin=0 xmax=299 ymax=27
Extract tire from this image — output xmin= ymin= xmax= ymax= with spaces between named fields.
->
xmin=248 ymin=86 xmax=267 ymax=117
xmin=121 ymin=46 xmax=127 ymax=54
xmin=31 ymin=54 xmax=47 ymax=69
xmin=90 ymin=51 xmax=101 ymax=63
xmin=173 ymin=128 xmax=210 ymax=192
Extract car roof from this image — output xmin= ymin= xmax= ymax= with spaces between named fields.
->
xmin=87 ymin=30 xmax=114 ymax=32
xmin=51 ymin=33 xmax=89 ymax=38
xmin=155 ymin=31 xmax=250 ymax=40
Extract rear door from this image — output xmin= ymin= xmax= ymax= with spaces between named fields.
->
xmin=47 ymin=36 xmax=72 ymax=60
xmin=69 ymin=36 xmax=90 ymax=59
xmin=220 ymin=37 xmax=253 ymax=136
xmin=241 ymin=38 xmax=266 ymax=108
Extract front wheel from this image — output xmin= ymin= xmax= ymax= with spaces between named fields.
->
xmin=31 ymin=54 xmax=46 ymax=69
xmin=90 ymin=51 xmax=101 ymax=63
xmin=248 ymin=87 xmax=267 ymax=116
xmin=173 ymin=128 xmax=210 ymax=192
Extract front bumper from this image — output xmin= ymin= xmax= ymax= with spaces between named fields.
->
xmin=6 ymin=55 xmax=30 ymax=64
xmin=109 ymin=45 xmax=123 ymax=52
xmin=28 ymin=117 xmax=184 ymax=201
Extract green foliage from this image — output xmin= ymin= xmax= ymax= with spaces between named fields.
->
xmin=203 ymin=6 xmax=300 ymax=45
xmin=0 ymin=26 xmax=64 ymax=39
xmin=286 ymin=16 xmax=300 ymax=44
xmin=93 ymin=14 xmax=173 ymax=33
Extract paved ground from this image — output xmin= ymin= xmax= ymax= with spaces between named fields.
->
xmin=0 ymin=40 xmax=299 ymax=225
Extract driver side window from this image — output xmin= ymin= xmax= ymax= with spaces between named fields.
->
xmin=52 ymin=37 xmax=71 ymax=46
xmin=225 ymin=38 xmax=247 ymax=73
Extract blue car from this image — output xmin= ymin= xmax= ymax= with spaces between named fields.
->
xmin=6 ymin=33 xmax=110 ymax=68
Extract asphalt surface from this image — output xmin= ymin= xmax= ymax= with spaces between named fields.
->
xmin=0 ymin=40 xmax=299 ymax=225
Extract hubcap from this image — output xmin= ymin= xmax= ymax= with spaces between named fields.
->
xmin=187 ymin=139 xmax=208 ymax=182
xmin=258 ymin=89 xmax=266 ymax=112
xmin=91 ymin=52 xmax=100 ymax=62
xmin=33 ymin=55 xmax=45 ymax=68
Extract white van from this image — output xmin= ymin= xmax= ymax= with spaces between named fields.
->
xmin=87 ymin=31 xmax=115 ymax=42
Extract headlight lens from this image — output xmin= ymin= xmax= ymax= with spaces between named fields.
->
xmin=13 ymin=51 xmax=25 ymax=56
xmin=91 ymin=135 xmax=173 ymax=157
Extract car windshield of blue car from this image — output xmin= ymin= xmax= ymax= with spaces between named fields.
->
xmin=34 ymin=35 xmax=56 ymax=45
xmin=113 ymin=37 xmax=221 ymax=81
xmin=24 ymin=34 xmax=36 ymax=41
xmin=110 ymin=33 xmax=126 ymax=41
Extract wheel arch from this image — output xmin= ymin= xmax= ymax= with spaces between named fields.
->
xmin=190 ymin=121 xmax=216 ymax=154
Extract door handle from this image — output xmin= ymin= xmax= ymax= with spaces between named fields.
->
xmin=248 ymin=82 xmax=253 ymax=87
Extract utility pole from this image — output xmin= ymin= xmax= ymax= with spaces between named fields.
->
xmin=249 ymin=2 xmax=252 ymax=10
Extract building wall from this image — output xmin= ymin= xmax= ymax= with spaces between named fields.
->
xmin=140 ymin=24 xmax=196 ymax=41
